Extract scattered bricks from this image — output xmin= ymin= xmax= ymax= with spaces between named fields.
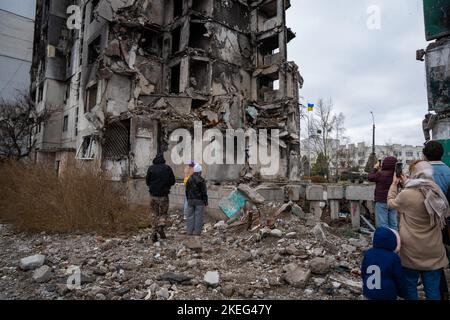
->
xmin=345 ymin=185 xmax=375 ymax=201
xmin=350 ymin=201 xmax=361 ymax=230
xmin=306 ymin=185 xmax=327 ymax=201
xmin=326 ymin=185 xmax=344 ymax=200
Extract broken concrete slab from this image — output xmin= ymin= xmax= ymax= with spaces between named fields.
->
xmin=237 ymin=184 xmax=265 ymax=204
xmin=306 ymin=185 xmax=327 ymax=201
xmin=286 ymin=185 xmax=306 ymax=201
xmin=32 ymin=265 xmax=53 ymax=283
xmin=309 ymin=258 xmax=331 ymax=275
xmin=345 ymin=186 xmax=375 ymax=201
xmin=282 ymin=264 xmax=311 ymax=288
xmin=275 ymin=201 xmax=293 ymax=216
xmin=204 ymin=271 xmax=220 ymax=288
xmin=312 ymin=224 xmax=327 ymax=242
xmin=184 ymin=237 xmax=203 ymax=253
xmin=326 ymin=185 xmax=344 ymax=200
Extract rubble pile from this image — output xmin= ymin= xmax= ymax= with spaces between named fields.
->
xmin=0 ymin=209 xmax=370 ymax=300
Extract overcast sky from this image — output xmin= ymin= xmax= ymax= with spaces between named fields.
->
xmin=0 ymin=0 xmax=35 ymax=19
xmin=287 ymin=0 xmax=429 ymax=146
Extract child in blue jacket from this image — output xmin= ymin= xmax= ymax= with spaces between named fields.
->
xmin=361 ymin=227 xmax=407 ymax=300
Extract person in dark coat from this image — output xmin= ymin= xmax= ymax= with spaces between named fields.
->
xmin=185 ymin=164 xmax=208 ymax=236
xmin=146 ymin=153 xmax=176 ymax=243
xmin=368 ymin=156 xmax=399 ymax=230
xmin=361 ymin=227 xmax=407 ymax=300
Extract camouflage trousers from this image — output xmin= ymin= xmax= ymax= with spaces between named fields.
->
xmin=150 ymin=195 xmax=169 ymax=231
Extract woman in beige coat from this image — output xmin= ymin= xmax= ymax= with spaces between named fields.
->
xmin=388 ymin=160 xmax=449 ymax=300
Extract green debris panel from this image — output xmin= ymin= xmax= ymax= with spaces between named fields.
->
xmin=424 ymin=0 xmax=450 ymax=41
xmin=218 ymin=190 xmax=247 ymax=219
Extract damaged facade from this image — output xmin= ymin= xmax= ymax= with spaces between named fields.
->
xmin=30 ymin=0 xmax=303 ymax=204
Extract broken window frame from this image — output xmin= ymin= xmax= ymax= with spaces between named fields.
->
xmin=90 ymin=0 xmax=100 ymax=23
xmin=189 ymin=58 xmax=210 ymax=94
xmin=88 ymin=36 xmax=102 ymax=65
xmin=85 ymin=83 xmax=98 ymax=114
xmin=76 ymin=136 xmax=96 ymax=160
xmin=171 ymin=26 xmax=182 ymax=55
xmin=74 ymin=107 xmax=79 ymax=137
xmin=170 ymin=63 xmax=181 ymax=94
xmin=189 ymin=20 xmax=210 ymax=51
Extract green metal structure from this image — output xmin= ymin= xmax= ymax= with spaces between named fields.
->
xmin=424 ymin=0 xmax=450 ymax=41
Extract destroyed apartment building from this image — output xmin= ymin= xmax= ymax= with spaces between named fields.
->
xmin=30 ymin=0 xmax=303 ymax=206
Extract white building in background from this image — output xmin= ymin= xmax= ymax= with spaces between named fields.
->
xmin=301 ymin=140 xmax=423 ymax=174
xmin=0 ymin=0 xmax=36 ymax=102
xmin=336 ymin=142 xmax=423 ymax=172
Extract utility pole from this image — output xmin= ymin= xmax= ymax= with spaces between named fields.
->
xmin=365 ymin=111 xmax=377 ymax=173
xmin=371 ymin=111 xmax=376 ymax=155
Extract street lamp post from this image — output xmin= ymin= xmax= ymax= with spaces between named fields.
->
xmin=370 ymin=111 xmax=376 ymax=155
xmin=365 ymin=111 xmax=377 ymax=173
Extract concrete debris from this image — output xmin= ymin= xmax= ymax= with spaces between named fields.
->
xmin=269 ymin=229 xmax=283 ymax=238
xmin=214 ymin=221 xmax=228 ymax=230
xmin=309 ymin=258 xmax=331 ymax=275
xmin=157 ymin=272 xmax=193 ymax=285
xmin=0 ymin=204 xmax=373 ymax=300
xmin=237 ymin=185 xmax=265 ymax=205
xmin=282 ymin=264 xmax=311 ymax=288
xmin=184 ymin=237 xmax=202 ymax=253
xmin=204 ymin=271 xmax=220 ymax=288
xmin=19 ymin=255 xmax=46 ymax=271
xmin=32 ymin=265 xmax=53 ymax=283
xmin=156 ymin=288 xmax=170 ymax=300
xmin=312 ymin=224 xmax=327 ymax=242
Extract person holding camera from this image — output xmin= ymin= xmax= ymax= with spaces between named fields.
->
xmin=387 ymin=160 xmax=449 ymax=300
xmin=368 ymin=156 xmax=399 ymax=230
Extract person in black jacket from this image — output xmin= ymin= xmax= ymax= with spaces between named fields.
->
xmin=185 ymin=164 xmax=208 ymax=236
xmin=146 ymin=153 xmax=176 ymax=243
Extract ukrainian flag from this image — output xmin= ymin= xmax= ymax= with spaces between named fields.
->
xmin=308 ymin=103 xmax=314 ymax=112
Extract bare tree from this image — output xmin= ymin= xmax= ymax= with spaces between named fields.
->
xmin=308 ymin=98 xmax=347 ymax=180
xmin=0 ymin=94 xmax=50 ymax=160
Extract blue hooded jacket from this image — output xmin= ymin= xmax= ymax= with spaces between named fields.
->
xmin=361 ymin=227 xmax=407 ymax=300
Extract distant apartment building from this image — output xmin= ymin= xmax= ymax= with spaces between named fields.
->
xmin=336 ymin=142 xmax=423 ymax=173
xmin=0 ymin=0 xmax=36 ymax=101
xmin=301 ymin=140 xmax=423 ymax=175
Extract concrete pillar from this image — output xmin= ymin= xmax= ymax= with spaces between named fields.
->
xmin=329 ymin=200 xmax=340 ymax=221
xmin=310 ymin=201 xmax=323 ymax=222
xmin=351 ymin=201 xmax=361 ymax=230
